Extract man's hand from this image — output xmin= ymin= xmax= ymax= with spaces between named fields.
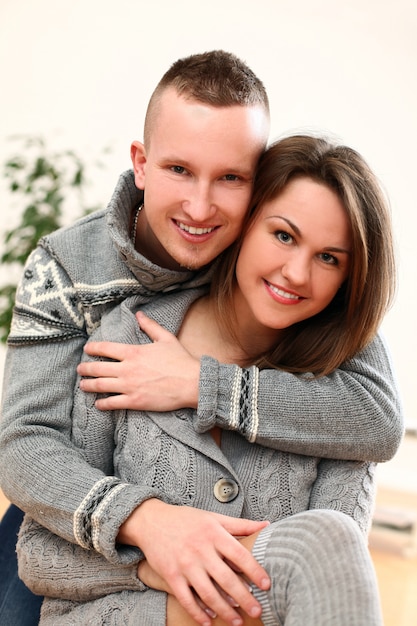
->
xmin=77 ymin=312 xmax=200 ymax=411
xmin=119 ymin=499 xmax=270 ymax=626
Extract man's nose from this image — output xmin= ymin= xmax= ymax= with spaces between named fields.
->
xmin=183 ymin=182 xmax=216 ymax=222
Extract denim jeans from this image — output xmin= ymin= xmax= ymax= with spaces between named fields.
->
xmin=0 ymin=505 xmax=43 ymax=625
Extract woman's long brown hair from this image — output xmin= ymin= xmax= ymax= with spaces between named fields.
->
xmin=211 ymin=135 xmax=396 ymax=376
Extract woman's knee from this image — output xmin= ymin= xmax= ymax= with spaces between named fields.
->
xmin=254 ymin=509 xmax=368 ymax=579
xmin=299 ymin=509 xmax=365 ymax=549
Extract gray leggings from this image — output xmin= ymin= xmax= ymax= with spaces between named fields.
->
xmin=251 ymin=510 xmax=383 ymax=626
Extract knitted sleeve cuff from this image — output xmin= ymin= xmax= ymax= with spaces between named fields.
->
xmin=74 ymin=477 xmax=165 ymax=564
xmin=195 ymin=356 xmax=260 ymax=443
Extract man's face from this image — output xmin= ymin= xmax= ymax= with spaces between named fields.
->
xmin=131 ymin=88 xmax=269 ymax=271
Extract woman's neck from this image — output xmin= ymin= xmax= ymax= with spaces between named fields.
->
xmin=178 ymin=295 xmax=279 ymax=366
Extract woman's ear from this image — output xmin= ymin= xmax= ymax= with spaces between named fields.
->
xmin=130 ymin=141 xmax=147 ymax=190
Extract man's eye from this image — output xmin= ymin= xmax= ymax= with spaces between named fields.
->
xmin=171 ymin=165 xmax=186 ymax=174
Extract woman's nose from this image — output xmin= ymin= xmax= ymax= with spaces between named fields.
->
xmin=281 ymin=254 xmax=310 ymax=285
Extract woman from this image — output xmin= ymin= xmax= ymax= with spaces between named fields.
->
xmin=17 ymin=135 xmax=396 ymax=625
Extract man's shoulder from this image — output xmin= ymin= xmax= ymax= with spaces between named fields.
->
xmin=35 ymin=207 xmax=134 ymax=295
xmin=42 ymin=209 xmax=109 ymax=250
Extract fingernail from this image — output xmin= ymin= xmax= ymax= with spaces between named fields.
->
xmin=205 ymin=608 xmax=217 ymax=619
xmin=250 ymin=605 xmax=262 ymax=618
xmin=226 ymin=594 xmax=240 ymax=608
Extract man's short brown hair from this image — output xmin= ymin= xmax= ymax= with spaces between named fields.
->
xmin=144 ymin=50 xmax=269 ymax=147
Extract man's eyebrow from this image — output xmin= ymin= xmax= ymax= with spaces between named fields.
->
xmin=161 ymin=156 xmax=254 ymax=177
xmin=160 ymin=156 xmax=189 ymax=166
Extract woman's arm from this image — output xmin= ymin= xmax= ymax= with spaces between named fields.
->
xmin=308 ymin=458 xmax=377 ymax=535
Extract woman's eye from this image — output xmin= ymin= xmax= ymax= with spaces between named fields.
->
xmin=223 ymin=174 xmax=239 ymax=181
xmin=276 ymin=231 xmax=293 ymax=244
xmin=319 ymin=253 xmax=338 ymax=265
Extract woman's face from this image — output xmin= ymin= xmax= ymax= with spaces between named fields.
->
xmin=234 ymin=176 xmax=352 ymax=335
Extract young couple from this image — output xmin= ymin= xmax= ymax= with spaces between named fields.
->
xmin=0 ymin=50 xmax=402 ymax=625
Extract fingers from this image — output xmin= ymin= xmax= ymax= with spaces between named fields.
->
xmin=135 ymin=503 xmax=268 ymax=625
xmin=195 ymin=586 xmax=240 ymax=617
xmin=138 ymin=558 xmax=245 ymax=624
xmin=222 ymin=529 xmax=270 ymax=595
xmin=77 ymin=360 xmax=121 ymax=381
xmin=187 ymin=522 xmax=269 ymax=624
xmin=136 ymin=311 xmax=175 ymax=342
xmin=83 ymin=341 xmax=129 ymax=360
xmin=170 ymin=575 xmax=218 ymax=626
xmin=173 ymin=569 xmax=252 ymax=626
xmin=222 ymin=518 xmax=270 ymax=538
xmin=167 ymin=594 xmax=264 ymax=626
xmin=195 ymin=562 xmax=262 ymax=625
xmin=169 ymin=532 xmax=266 ymax=625
xmin=222 ymin=520 xmax=271 ymax=591
xmin=93 ymin=395 xmax=130 ymax=410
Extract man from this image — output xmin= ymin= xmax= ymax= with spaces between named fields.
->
xmin=0 ymin=50 xmax=403 ymax=626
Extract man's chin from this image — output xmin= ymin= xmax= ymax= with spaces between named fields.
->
xmin=172 ymin=248 xmax=214 ymax=272
xmin=177 ymin=259 xmax=207 ymax=272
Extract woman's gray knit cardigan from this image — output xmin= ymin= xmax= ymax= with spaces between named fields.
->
xmin=18 ymin=289 xmax=377 ymax=624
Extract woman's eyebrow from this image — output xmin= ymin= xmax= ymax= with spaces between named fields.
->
xmin=267 ymin=215 xmax=351 ymax=254
xmin=266 ymin=215 xmax=301 ymax=236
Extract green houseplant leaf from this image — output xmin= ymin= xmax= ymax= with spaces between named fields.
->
xmin=0 ymin=135 xmax=108 ymax=342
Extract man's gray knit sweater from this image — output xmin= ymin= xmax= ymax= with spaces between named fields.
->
xmin=0 ymin=168 xmax=403 ymax=528
xmin=0 ymin=168 xmax=403 ymax=623
xmin=0 ymin=164 xmax=402 ymax=507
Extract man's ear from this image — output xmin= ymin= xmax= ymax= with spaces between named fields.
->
xmin=130 ymin=141 xmax=147 ymax=189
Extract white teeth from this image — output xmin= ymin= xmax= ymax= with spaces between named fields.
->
xmin=178 ymin=222 xmax=215 ymax=235
xmin=268 ymin=283 xmax=300 ymax=300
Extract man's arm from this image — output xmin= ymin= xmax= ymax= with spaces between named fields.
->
xmin=79 ymin=314 xmax=403 ymax=462
xmin=0 ymin=245 xmax=123 ymax=546
xmin=17 ymin=517 xmax=146 ymax=601
xmin=17 ymin=503 xmax=269 ymax=626
xmin=195 ymin=334 xmax=403 ymax=461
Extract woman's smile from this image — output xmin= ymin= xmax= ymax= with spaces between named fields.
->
xmin=264 ymin=280 xmax=305 ymax=304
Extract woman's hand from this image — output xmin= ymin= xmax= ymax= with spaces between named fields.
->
xmin=77 ymin=312 xmax=200 ymax=411
xmin=118 ymin=499 xmax=270 ymax=626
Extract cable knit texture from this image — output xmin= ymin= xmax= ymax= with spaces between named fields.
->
xmin=15 ymin=290 xmax=377 ymax=624
xmin=0 ymin=168 xmax=402 ymax=624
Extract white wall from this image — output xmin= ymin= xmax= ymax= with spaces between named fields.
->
xmin=0 ymin=0 xmax=416 ymax=425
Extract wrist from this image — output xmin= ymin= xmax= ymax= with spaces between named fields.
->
xmin=117 ymin=498 xmax=161 ymax=548
xmin=186 ymin=357 xmax=200 ymax=408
